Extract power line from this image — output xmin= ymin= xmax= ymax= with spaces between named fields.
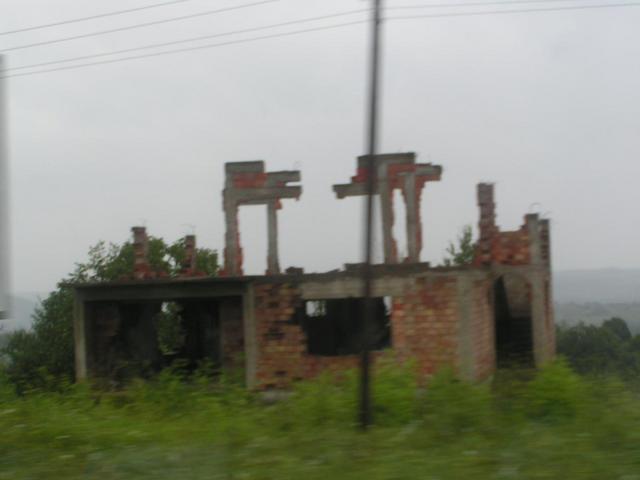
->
xmin=388 ymin=0 xmax=590 ymax=9
xmin=0 ymin=0 xmax=279 ymax=53
xmin=2 ymin=9 xmax=369 ymax=73
xmin=0 ymin=0 xmax=197 ymax=37
xmin=3 ymin=1 xmax=640 ymax=79
xmin=0 ymin=1 xmax=603 ymax=73
xmin=388 ymin=1 xmax=640 ymax=19
xmin=0 ymin=20 xmax=367 ymax=79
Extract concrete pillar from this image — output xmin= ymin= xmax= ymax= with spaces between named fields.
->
xmin=73 ymin=293 xmax=88 ymax=381
xmin=403 ymin=174 xmax=420 ymax=263
xmin=456 ymin=275 xmax=475 ymax=381
xmin=223 ymin=199 xmax=241 ymax=276
xmin=379 ymin=182 xmax=397 ymax=264
xmin=266 ymin=201 xmax=279 ymax=274
xmin=526 ymin=214 xmax=542 ymax=266
xmin=242 ymin=285 xmax=257 ymax=389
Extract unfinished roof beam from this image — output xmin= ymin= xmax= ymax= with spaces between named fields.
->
xmin=222 ymin=161 xmax=301 ymax=276
xmin=333 ymin=152 xmax=442 ymax=264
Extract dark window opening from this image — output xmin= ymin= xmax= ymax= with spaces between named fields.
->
xmin=494 ymin=276 xmax=534 ymax=368
xmin=297 ymin=297 xmax=391 ymax=356
xmin=88 ymin=296 xmax=243 ymax=382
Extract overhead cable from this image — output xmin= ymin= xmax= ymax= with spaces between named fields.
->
xmin=0 ymin=0 xmax=197 ymax=37
xmin=2 ymin=9 xmax=368 ymax=72
xmin=0 ymin=20 xmax=367 ymax=79
xmin=0 ymin=0 xmax=280 ymax=53
xmin=388 ymin=1 xmax=640 ymax=20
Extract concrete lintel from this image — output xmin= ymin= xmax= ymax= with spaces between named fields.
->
xmin=333 ymin=183 xmax=378 ymax=198
xmin=225 ymin=161 xmax=265 ymax=174
xmin=265 ymin=171 xmax=301 ymax=184
xmin=300 ymin=277 xmax=407 ymax=299
xmin=414 ymin=164 xmax=443 ymax=178
xmin=75 ymin=283 xmax=247 ymax=302
xmin=227 ymin=186 xmax=302 ymax=204
xmin=356 ymin=152 xmax=416 ymax=171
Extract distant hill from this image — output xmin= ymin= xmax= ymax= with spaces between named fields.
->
xmin=555 ymin=302 xmax=640 ymax=334
xmin=554 ymin=269 xmax=640 ymax=303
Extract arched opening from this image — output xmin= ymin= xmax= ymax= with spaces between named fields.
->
xmin=493 ymin=274 xmax=534 ymax=367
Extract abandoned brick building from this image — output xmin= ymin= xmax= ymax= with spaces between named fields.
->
xmin=72 ymin=153 xmax=555 ymax=389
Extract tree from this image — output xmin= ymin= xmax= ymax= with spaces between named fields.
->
xmin=602 ymin=317 xmax=632 ymax=342
xmin=556 ymin=318 xmax=640 ymax=379
xmin=442 ymin=225 xmax=475 ymax=267
xmin=1 ymin=236 xmax=218 ymax=391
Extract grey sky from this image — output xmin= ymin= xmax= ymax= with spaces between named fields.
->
xmin=2 ymin=0 xmax=639 ymax=294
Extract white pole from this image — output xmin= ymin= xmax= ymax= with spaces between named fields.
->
xmin=0 ymin=55 xmax=9 ymax=320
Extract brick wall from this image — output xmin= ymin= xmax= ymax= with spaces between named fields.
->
xmin=253 ymin=283 xmax=306 ymax=388
xmin=390 ymin=276 xmax=460 ymax=378
xmin=251 ymin=273 xmax=500 ymax=389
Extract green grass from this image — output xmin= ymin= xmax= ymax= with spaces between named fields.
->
xmin=2 ymin=360 xmax=640 ymax=479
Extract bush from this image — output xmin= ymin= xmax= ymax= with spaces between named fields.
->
xmin=522 ymin=359 xmax=587 ymax=421
xmin=421 ymin=368 xmax=493 ymax=436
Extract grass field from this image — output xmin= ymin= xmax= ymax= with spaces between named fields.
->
xmin=1 ymin=360 xmax=640 ymax=479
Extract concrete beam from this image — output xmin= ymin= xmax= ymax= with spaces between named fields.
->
xmin=225 ymin=161 xmax=265 ymax=174
xmin=229 ymin=186 xmax=302 ymax=205
xmin=266 ymin=171 xmax=301 ymax=184
xmin=415 ymin=164 xmax=443 ymax=178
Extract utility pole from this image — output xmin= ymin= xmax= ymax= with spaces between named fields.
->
xmin=359 ymin=0 xmax=382 ymax=429
xmin=0 ymin=55 xmax=8 ymax=320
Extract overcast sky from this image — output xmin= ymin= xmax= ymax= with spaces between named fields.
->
xmin=2 ymin=0 xmax=639 ymax=294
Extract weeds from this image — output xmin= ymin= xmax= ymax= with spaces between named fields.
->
xmin=1 ymin=360 xmax=640 ymax=479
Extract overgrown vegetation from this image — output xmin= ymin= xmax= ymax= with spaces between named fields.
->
xmin=1 ymin=360 xmax=640 ymax=479
xmin=0 ymin=237 xmax=218 ymax=392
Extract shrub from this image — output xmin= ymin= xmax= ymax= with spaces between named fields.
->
xmin=421 ymin=368 xmax=493 ymax=436
xmin=522 ymin=359 xmax=587 ymax=421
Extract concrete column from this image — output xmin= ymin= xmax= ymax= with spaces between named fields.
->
xmin=456 ymin=275 xmax=475 ymax=381
xmin=378 ymin=171 xmax=397 ymax=264
xmin=529 ymin=271 xmax=550 ymax=366
xmin=526 ymin=214 xmax=542 ymax=266
xmin=223 ymin=198 xmax=241 ymax=276
xmin=266 ymin=201 xmax=279 ymax=274
xmin=73 ymin=293 xmax=88 ymax=381
xmin=403 ymin=174 xmax=420 ymax=263
xmin=242 ymin=285 xmax=257 ymax=389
